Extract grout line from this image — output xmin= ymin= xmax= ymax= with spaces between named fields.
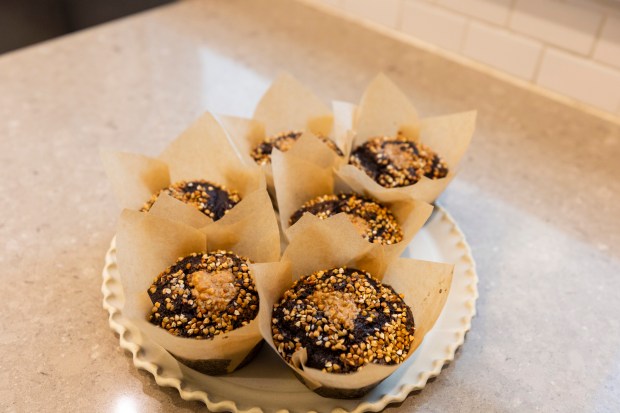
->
xmin=395 ymin=0 xmax=405 ymax=31
xmin=589 ymin=14 xmax=607 ymax=58
xmin=295 ymin=0 xmax=620 ymax=125
xmin=459 ymin=19 xmax=471 ymax=53
xmin=411 ymin=2 xmax=620 ymax=73
xmin=506 ymin=0 xmax=518 ymax=27
xmin=320 ymin=0 xmax=620 ymax=73
xmin=532 ymin=45 xmax=547 ymax=83
xmin=429 ymin=0 xmax=607 ymax=61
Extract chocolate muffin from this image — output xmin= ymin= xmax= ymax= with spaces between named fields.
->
xmin=141 ymin=180 xmax=240 ymax=221
xmin=147 ymin=250 xmax=259 ymax=339
xmin=272 ymin=267 xmax=415 ymax=374
xmin=289 ymin=193 xmax=403 ymax=245
xmin=251 ymin=130 xmax=343 ymax=165
xmin=349 ymin=136 xmax=448 ymax=188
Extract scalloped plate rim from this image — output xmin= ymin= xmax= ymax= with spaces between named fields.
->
xmin=101 ymin=206 xmax=478 ymax=413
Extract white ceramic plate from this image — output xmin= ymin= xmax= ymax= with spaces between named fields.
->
xmin=101 ymin=206 xmax=478 ymax=413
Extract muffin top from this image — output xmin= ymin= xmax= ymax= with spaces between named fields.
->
xmin=349 ymin=136 xmax=448 ymax=188
xmin=289 ymin=193 xmax=403 ymax=245
xmin=272 ymin=267 xmax=415 ymax=373
xmin=141 ymin=180 xmax=240 ymax=221
xmin=251 ymin=130 xmax=343 ymax=165
xmin=147 ymin=250 xmax=258 ymax=339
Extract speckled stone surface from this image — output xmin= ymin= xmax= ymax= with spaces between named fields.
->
xmin=0 ymin=0 xmax=619 ymax=412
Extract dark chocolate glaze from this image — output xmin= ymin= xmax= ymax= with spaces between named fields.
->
xmin=141 ymin=180 xmax=240 ymax=221
xmin=148 ymin=252 xmax=258 ymax=339
xmin=350 ymin=138 xmax=448 ymax=188
xmin=251 ymin=130 xmax=343 ymax=164
xmin=272 ymin=268 xmax=414 ymax=374
xmin=179 ymin=181 xmax=238 ymax=220
xmin=289 ymin=193 xmax=402 ymax=244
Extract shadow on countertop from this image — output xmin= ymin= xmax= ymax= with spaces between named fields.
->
xmin=0 ymin=0 xmax=173 ymax=54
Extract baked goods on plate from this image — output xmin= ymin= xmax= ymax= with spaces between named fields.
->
xmin=289 ymin=193 xmax=403 ymax=245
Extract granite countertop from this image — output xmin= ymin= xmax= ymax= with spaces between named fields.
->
xmin=1 ymin=0 xmax=619 ymax=411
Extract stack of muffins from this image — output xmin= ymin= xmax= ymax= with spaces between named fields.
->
xmin=104 ymin=74 xmax=476 ymax=397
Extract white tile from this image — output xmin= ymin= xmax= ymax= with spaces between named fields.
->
xmin=510 ymin=0 xmax=603 ymax=55
xmin=343 ymin=0 xmax=402 ymax=28
xmin=566 ymin=0 xmax=620 ymax=19
xmin=400 ymin=0 xmax=468 ymax=52
xmin=537 ymin=48 xmax=620 ymax=112
xmin=594 ymin=16 xmax=620 ymax=70
xmin=463 ymin=22 xmax=543 ymax=79
xmin=436 ymin=0 xmax=512 ymax=25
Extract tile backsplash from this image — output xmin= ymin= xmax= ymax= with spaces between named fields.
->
xmin=301 ymin=0 xmax=620 ymax=117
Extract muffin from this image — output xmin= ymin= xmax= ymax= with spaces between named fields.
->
xmin=289 ymin=193 xmax=403 ymax=245
xmin=140 ymin=180 xmax=240 ymax=221
xmin=349 ymin=136 xmax=448 ymax=188
xmin=148 ymin=250 xmax=259 ymax=339
xmin=251 ymin=130 xmax=343 ymax=165
xmin=271 ymin=267 xmax=414 ymax=375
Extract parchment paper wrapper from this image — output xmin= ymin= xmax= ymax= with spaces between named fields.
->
xmin=253 ymin=230 xmax=454 ymax=398
xmin=218 ymin=74 xmax=352 ymax=198
xmin=337 ymin=74 xmax=477 ymax=204
xmin=101 ymin=111 xmax=264 ymax=224
xmin=116 ymin=205 xmax=280 ymax=375
xmin=271 ymin=148 xmax=433 ymax=265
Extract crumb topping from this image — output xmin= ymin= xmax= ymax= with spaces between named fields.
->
xmin=289 ymin=193 xmax=403 ymax=245
xmin=272 ymin=267 xmax=415 ymax=373
xmin=309 ymin=290 xmax=360 ymax=331
xmin=349 ymin=136 xmax=449 ymax=188
xmin=191 ymin=270 xmax=236 ymax=313
xmin=140 ymin=180 xmax=241 ymax=221
xmin=251 ymin=130 xmax=343 ymax=165
xmin=147 ymin=250 xmax=258 ymax=339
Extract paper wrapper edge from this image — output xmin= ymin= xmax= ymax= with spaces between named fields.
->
xmin=255 ymin=235 xmax=455 ymax=396
xmin=116 ymin=210 xmax=263 ymax=374
xmin=100 ymin=149 xmax=170 ymax=210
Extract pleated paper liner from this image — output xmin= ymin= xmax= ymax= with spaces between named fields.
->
xmin=115 ymin=194 xmax=280 ymax=375
xmin=271 ymin=146 xmax=433 ymax=267
xmin=219 ymin=74 xmax=352 ymax=200
xmin=253 ymin=218 xmax=454 ymax=398
xmin=337 ymin=74 xmax=476 ymax=204
xmin=101 ymin=111 xmax=265 ymax=226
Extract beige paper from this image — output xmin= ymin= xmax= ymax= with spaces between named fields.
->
xmin=419 ymin=111 xmax=477 ymax=170
xmin=217 ymin=75 xmax=354 ymax=200
xmin=145 ymin=185 xmax=281 ymax=264
xmin=217 ymin=114 xmax=266 ymax=168
xmin=148 ymin=193 xmax=213 ymax=229
xmin=331 ymin=101 xmax=357 ymax=158
xmin=271 ymin=147 xmax=434 ymax=265
xmin=271 ymin=150 xmax=335 ymax=231
xmin=116 ymin=210 xmax=265 ymax=373
xmin=336 ymin=164 xmax=455 ymax=204
xmin=101 ymin=112 xmax=266 ymax=225
xmin=382 ymin=258 xmax=453 ymax=348
xmin=159 ymin=111 xmax=243 ymax=184
xmin=283 ymin=213 xmax=375 ymax=279
xmin=200 ymin=187 xmax=281 ymax=263
xmin=354 ymin=74 xmax=420 ymax=145
xmin=254 ymin=73 xmax=332 ymax=137
xmin=285 ymin=132 xmax=343 ymax=169
xmin=100 ymin=150 xmax=170 ymax=210
xmin=307 ymin=115 xmax=334 ymax=138
xmin=253 ymin=239 xmax=454 ymax=394
xmin=339 ymin=74 xmax=476 ymax=204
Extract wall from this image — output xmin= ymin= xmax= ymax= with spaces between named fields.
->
xmin=302 ymin=0 xmax=620 ymax=117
